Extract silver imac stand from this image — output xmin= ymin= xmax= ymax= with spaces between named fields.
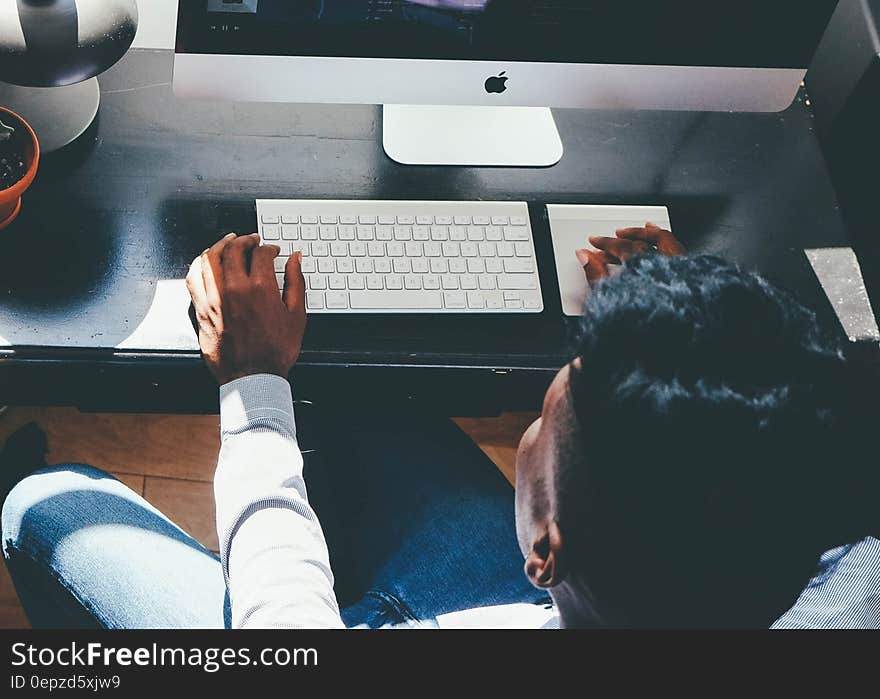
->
xmin=382 ymin=105 xmax=564 ymax=167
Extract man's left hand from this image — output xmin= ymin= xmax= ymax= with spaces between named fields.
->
xmin=186 ymin=233 xmax=307 ymax=385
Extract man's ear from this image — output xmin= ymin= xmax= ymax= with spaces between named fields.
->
xmin=524 ymin=520 xmax=566 ymax=589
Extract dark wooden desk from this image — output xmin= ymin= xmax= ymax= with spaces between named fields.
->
xmin=0 ymin=49 xmax=853 ymax=413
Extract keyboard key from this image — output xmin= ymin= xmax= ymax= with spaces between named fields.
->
xmin=431 ymin=226 xmax=449 ymax=241
xmin=312 ymin=242 xmax=330 ymax=257
xmin=262 ymin=225 xmax=280 ymax=240
xmin=416 ymin=215 xmax=434 ymax=225
xmin=282 ymin=214 xmax=299 ymax=224
xmin=301 ymin=225 xmax=318 ymax=240
xmin=467 ymin=259 xmax=485 ymax=274
xmin=375 ymin=258 xmax=392 ymax=274
xmin=497 ymin=243 xmax=515 ymax=257
xmin=436 ymin=215 xmax=453 ymax=225
xmin=339 ymin=225 xmax=356 ymax=240
xmin=340 ymin=215 xmax=357 ymax=225
xmin=461 ymin=243 xmax=478 ymax=258
xmin=366 ymin=275 xmax=384 ymax=290
xmin=449 ymin=259 xmax=467 ymax=274
xmin=276 ymin=273 xmax=285 ymax=289
xmin=467 ymin=226 xmax=485 ymax=241
xmin=337 ymin=258 xmax=355 ymax=274
xmin=479 ymin=242 xmax=497 ymax=257
xmin=394 ymin=225 xmax=413 ymax=241
xmin=330 ymin=242 xmax=348 ymax=257
xmin=442 ymin=275 xmax=460 ymax=290
xmin=301 ymin=215 xmax=318 ymax=225
xmin=523 ymin=293 xmax=542 ymax=310
xmin=405 ymin=275 xmax=422 ymax=290
xmin=510 ymin=216 xmax=528 ymax=226
xmin=387 ymin=242 xmax=405 ymax=257
xmin=386 ymin=274 xmax=404 ymax=290
xmin=318 ymin=258 xmax=335 ymax=274
xmin=359 ymin=215 xmax=377 ymax=225
xmin=355 ymin=258 xmax=373 ymax=273
xmin=310 ymin=275 xmax=327 ymax=290
xmin=504 ymin=259 xmax=535 ymax=274
xmin=405 ymin=242 xmax=423 ymax=257
xmin=486 ymin=259 xmax=504 ymax=274
xmin=454 ymin=215 xmax=472 ymax=225
xmin=321 ymin=215 xmax=338 ymax=224
xmin=467 ymin=291 xmax=485 ymax=309
xmin=378 ymin=215 xmax=396 ymax=225
xmin=413 ymin=225 xmax=431 ymax=241
xmin=301 ymin=257 xmax=317 ymax=274
xmin=424 ymin=242 xmax=442 ymax=257
xmin=498 ymin=275 xmax=538 ymax=290
xmin=350 ymin=242 xmax=367 ymax=257
xmin=393 ymin=259 xmax=411 ymax=274
xmin=486 ymin=292 xmax=504 ymax=310
xmin=277 ymin=242 xmax=291 ymax=256
xmin=282 ymin=225 xmax=299 ymax=240
xmin=350 ymin=290 xmax=443 ymax=310
xmin=423 ymin=274 xmax=441 ymax=290
xmin=377 ymin=226 xmax=394 ymax=241
xmin=461 ymin=274 xmax=478 ymax=290
xmin=368 ymin=242 xmax=385 ymax=257
xmin=326 ymin=291 xmax=349 ymax=309
xmin=492 ymin=216 xmax=510 ymax=225
xmin=515 ymin=242 xmax=532 ymax=257
xmin=430 ymin=259 xmax=448 ymax=274
xmin=473 ymin=215 xmax=490 ymax=226
xmin=320 ymin=225 xmax=337 ymax=240
xmin=412 ymin=258 xmax=429 ymax=274
xmin=504 ymin=227 xmax=529 ymax=242
xmin=505 ymin=299 xmax=524 ymax=310
xmin=450 ymin=226 xmax=467 ymax=241
xmin=397 ymin=215 xmax=415 ymax=225
xmin=479 ymin=275 xmax=497 ymax=290
xmin=274 ymin=257 xmax=287 ymax=273
xmin=262 ymin=214 xmax=280 ymax=224
xmin=329 ymin=274 xmax=347 ymax=290
xmin=348 ymin=274 xmax=365 ymax=290
xmin=442 ymin=242 xmax=460 ymax=257
xmin=357 ymin=225 xmax=375 ymax=240
xmin=443 ymin=291 xmax=467 ymax=309
xmin=486 ymin=226 xmax=504 ymax=241
xmin=307 ymin=292 xmax=325 ymax=309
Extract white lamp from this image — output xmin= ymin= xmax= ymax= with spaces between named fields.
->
xmin=0 ymin=0 xmax=138 ymax=152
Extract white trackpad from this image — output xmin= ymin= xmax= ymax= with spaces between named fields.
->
xmin=547 ymin=204 xmax=673 ymax=317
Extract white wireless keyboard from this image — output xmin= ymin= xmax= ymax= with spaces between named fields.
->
xmin=256 ymin=200 xmax=544 ymax=314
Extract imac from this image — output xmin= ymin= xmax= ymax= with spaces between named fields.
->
xmin=173 ymin=1 xmax=837 ymax=167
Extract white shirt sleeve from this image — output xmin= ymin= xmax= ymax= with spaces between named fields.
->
xmin=215 ymin=374 xmax=344 ymax=629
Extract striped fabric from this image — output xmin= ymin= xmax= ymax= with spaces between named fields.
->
xmin=773 ymin=538 xmax=880 ymax=629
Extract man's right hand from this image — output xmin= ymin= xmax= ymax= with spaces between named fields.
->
xmin=576 ymin=222 xmax=686 ymax=287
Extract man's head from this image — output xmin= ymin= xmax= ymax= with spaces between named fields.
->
xmin=516 ymin=254 xmax=875 ymax=628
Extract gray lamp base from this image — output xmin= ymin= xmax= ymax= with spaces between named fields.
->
xmin=0 ymin=78 xmax=100 ymax=153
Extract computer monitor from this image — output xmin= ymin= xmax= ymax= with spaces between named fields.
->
xmin=173 ymin=1 xmax=837 ymax=167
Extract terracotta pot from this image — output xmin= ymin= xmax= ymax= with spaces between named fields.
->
xmin=0 ymin=107 xmax=39 ymax=229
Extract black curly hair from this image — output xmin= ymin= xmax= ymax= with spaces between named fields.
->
xmin=558 ymin=254 xmax=877 ymax=627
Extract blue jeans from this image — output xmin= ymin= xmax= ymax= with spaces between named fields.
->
xmin=1 ymin=416 xmax=546 ymax=628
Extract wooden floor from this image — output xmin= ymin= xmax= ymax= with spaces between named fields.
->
xmin=0 ymin=406 xmax=535 ymax=629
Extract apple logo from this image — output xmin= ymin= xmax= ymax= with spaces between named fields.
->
xmin=485 ymin=71 xmax=509 ymax=94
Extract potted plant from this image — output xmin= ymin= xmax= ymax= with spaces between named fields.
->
xmin=0 ymin=107 xmax=40 ymax=229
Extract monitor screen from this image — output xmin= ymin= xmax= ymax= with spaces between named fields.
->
xmin=177 ymin=0 xmax=837 ymax=69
